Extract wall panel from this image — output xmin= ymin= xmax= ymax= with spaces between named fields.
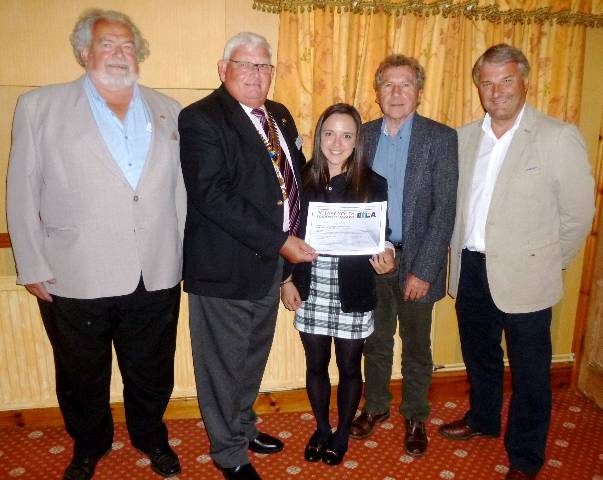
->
xmin=0 ymin=278 xmax=406 ymax=410
xmin=0 ymin=0 xmax=226 ymax=89
xmin=0 ymin=87 xmax=35 ymax=234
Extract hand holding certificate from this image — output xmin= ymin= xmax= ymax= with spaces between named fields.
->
xmin=304 ymin=201 xmax=387 ymax=255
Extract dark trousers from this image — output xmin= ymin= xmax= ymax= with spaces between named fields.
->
xmin=456 ymin=249 xmax=552 ymax=475
xmin=362 ymin=255 xmax=434 ymax=421
xmin=188 ymin=260 xmax=282 ymax=468
xmin=38 ymin=277 xmax=181 ymax=459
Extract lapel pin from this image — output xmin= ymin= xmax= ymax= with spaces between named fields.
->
xmin=281 ymin=117 xmax=287 ymax=125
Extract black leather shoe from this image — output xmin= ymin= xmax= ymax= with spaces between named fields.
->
xmin=303 ymin=430 xmax=330 ymax=462
xmin=248 ymin=432 xmax=284 ymax=454
xmin=219 ymin=463 xmax=262 ymax=479
xmin=63 ymin=458 xmax=99 ymax=480
xmin=505 ymin=470 xmax=536 ymax=480
xmin=63 ymin=449 xmax=110 ymax=480
xmin=321 ymin=447 xmax=345 ymax=466
xmin=405 ymin=418 xmax=428 ymax=456
xmin=145 ymin=445 xmax=181 ymax=477
xmin=321 ymin=433 xmax=346 ymax=466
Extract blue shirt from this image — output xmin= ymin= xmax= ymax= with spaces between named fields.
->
xmin=83 ymin=75 xmax=151 ymax=190
xmin=371 ymin=114 xmax=414 ymax=244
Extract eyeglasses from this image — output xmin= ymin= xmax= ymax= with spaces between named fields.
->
xmin=228 ymin=59 xmax=274 ymax=73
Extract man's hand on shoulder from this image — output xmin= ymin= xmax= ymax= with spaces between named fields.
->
xmin=279 ymin=236 xmax=317 ymax=264
xmin=25 ymin=280 xmax=54 ymax=302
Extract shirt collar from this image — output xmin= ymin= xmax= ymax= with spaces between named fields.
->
xmin=482 ymin=103 xmax=526 ymax=140
xmin=241 ymin=103 xmax=265 ymax=115
xmin=381 ymin=113 xmax=414 ymax=139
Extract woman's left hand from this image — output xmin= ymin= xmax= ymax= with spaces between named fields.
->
xmin=370 ymin=249 xmax=395 ymax=274
xmin=280 ymin=281 xmax=302 ymax=311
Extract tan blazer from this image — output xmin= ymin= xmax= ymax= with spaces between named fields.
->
xmin=449 ymin=104 xmax=594 ymax=313
xmin=7 ymin=76 xmax=186 ymax=299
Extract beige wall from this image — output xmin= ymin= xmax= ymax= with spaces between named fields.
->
xmin=0 ymin=1 xmax=600 ymax=410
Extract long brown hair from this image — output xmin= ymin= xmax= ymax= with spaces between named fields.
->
xmin=303 ymin=103 xmax=370 ymax=202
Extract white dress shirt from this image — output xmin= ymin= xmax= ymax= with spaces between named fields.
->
xmin=242 ymin=104 xmax=297 ymax=232
xmin=463 ymin=104 xmax=526 ymax=252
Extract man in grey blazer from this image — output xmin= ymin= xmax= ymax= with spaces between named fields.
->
xmin=350 ymin=54 xmax=458 ymax=457
xmin=7 ymin=9 xmax=185 ymax=480
xmin=439 ymin=44 xmax=594 ymax=480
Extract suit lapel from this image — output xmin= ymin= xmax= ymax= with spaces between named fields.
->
xmin=487 ymin=105 xmax=535 ymax=217
xmin=266 ymin=102 xmax=303 ymax=183
xmin=363 ymin=119 xmax=382 ymax=167
xmin=136 ymin=87 xmax=160 ymax=194
xmin=218 ymin=87 xmax=277 ymax=178
xmin=403 ymin=114 xmax=427 ymax=236
xmin=70 ymin=76 xmax=134 ymax=190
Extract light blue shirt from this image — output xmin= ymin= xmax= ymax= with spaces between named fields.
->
xmin=371 ymin=114 xmax=414 ymax=244
xmin=83 ymin=75 xmax=151 ymax=190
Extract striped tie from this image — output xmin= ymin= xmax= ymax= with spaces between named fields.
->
xmin=251 ymin=108 xmax=300 ymax=236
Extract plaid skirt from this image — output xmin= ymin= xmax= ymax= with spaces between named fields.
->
xmin=294 ymin=255 xmax=373 ymax=339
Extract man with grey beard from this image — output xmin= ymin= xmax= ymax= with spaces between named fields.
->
xmin=6 ymin=9 xmax=186 ymax=480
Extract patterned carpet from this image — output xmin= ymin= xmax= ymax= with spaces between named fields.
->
xmin=1 ymin=389 xmax=601 ymax=479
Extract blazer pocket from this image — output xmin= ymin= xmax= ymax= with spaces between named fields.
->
xmin=45 ymin=224 xmax=77 ymax=234
xmin=44 ymin=225 xmax=79 ymax=249
xmin=513 ymin=165 xmax=542 ymax=180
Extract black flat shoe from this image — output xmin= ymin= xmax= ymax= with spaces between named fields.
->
xmin=63 ymin=448 xmax=111 ymax=480
xmin=248 ymin=432 xmax=284 ymax=454
xmin=145 ymin=445 xmax=181 ymax=477
xmin=219 ymin=463 xmax=261 ymax=479
xmin=321 ymin=447 xmax=345 ymax=466
xmin=304 ymin=443 xmax=323 ymax=462
xmin=303 ymin=429 xmax=330 ymax=462
xmin=321 ymin=432 xmax=347 ymax=466
xmin=63 ymin=458 xmax=99 ymax=480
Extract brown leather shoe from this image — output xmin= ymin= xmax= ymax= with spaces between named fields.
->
xmin=505 ymin=469 xmax=536 ymax=479
xmin=405 ymin=418 xmax=428 ymax=456
xmin=350 ymin=410 xmax=390 ymax=439
xmin=438 ymin=418 xmax=494 ymax=440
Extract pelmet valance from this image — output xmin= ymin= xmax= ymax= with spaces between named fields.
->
xmin=253 ymin=1 xmax=603 ymax=27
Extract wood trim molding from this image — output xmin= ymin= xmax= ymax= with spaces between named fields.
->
xmin=0 ymin=363 xmax=573 ymax=429
xmin=0 ymin=233 xmax=11 ymax=248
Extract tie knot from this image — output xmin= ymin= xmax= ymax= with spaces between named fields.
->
xmin=251 ymin=108 xmax=266 ymax=121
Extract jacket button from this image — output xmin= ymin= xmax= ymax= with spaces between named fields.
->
xmin=133 ymin=195 xmax=139 ymax=202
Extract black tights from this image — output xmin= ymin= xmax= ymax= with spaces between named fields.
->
xmin=299 ymin=331 xmax=365 ymax=453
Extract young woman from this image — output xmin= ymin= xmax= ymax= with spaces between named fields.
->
xmin=281 ymin=103 xmax=394 ymax=466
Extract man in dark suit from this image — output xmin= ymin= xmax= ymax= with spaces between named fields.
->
xmin=350 ymin=54 xmax=458 ymax=457
xmin=179 ymin=32 xmax=316 ymax=480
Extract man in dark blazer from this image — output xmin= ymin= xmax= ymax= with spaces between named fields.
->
xmin=350 ymin=54 xmax=458 ymax=457
xmin=179 ymin=32 xmax=316 ymax=480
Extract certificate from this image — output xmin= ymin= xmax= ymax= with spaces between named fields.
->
xmin=305 ymin=201 xmax=387 ymax=255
